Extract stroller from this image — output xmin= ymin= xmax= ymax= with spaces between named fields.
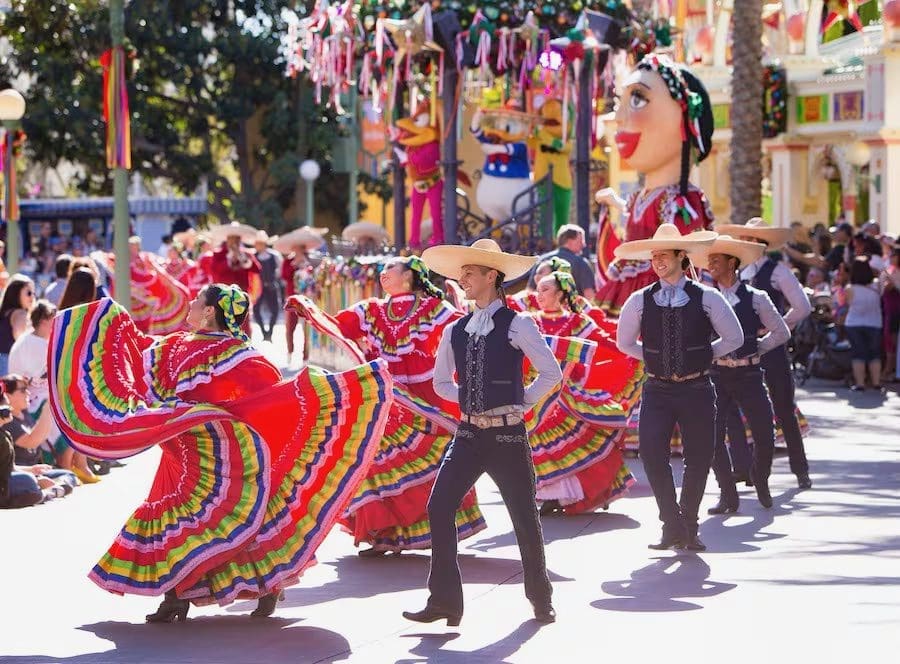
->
xmin=791 ymin=292 xmax=853 ymax=386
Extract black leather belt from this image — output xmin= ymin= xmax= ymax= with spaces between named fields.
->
xmin=645 ymin=370 xmax=710 ymax=383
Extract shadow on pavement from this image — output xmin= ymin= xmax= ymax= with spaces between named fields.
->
xmin=592 ymin=554 xmax=737 ymax=612
xmin=0 ymin=617 xmax=352 ymax=664
xmin=395 ymin=619 xmax=543 ymax=664
xmin=263 ymin=553 xmax=573 ymax=612
xmin=468 ymin=512 xmax=641 ymax=552
xmin=697 ymin=489 xmax=797 ymax=554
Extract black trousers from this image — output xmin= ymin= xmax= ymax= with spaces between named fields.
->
xmin=724 ymin=406 xmax=752 ymax=476
xmin=253 ymin=285 xmax=280 ymax=337
xmin=426 ymin=422 xmax=552 ymax=615
xmin=761 ymin=345 xmax=809 ymax=476
xmin=711 ymin=366 xmax=775 ymax=502
xmin=639 ymin=377 xmax=716 ymax=535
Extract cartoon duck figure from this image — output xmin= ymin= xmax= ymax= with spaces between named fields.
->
xmin=471 ymin=98 xmax=533 ymax=222
xmin=395 ymin=101 xmax=444 ymax=248
xmin=528 ymin=98 xmax=573 ymax=233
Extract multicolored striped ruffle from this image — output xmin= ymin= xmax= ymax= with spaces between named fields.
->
xmin=349 ymin=295 xmax=457 ymax=361
xmin=50 ymin=298 xmax=394 ymax=605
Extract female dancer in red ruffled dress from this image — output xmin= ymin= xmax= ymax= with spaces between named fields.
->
xmin=163 ymin=242 xmax=205 ymax=297
xmin=594 ymin=54 xmax=715 ymax=316
xmin=287 ymin=256 xmax=486 ymax=556
xmin=525 ymin=270 xmax=642 ymax=514
xmin=48 ymin=284 xmax=392 ymax=621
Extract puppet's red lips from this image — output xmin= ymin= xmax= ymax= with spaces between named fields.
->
xmin=615 ymin=131 xmax=641 ymax=159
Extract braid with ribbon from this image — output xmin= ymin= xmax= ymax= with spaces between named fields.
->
xmin=406 ymin=256 xmax=444 ymax=300
xmin=214 ymin=284 xmax=251 ymax=342
xmin=544 ymin=256 xmax=573 ymax=274
xmin=637 ymin=54 xmax=711 ymax=228
xmin=551 ymin=270 xmax=584 ymax=313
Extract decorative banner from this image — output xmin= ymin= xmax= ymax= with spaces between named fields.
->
xmin=1 ymin=129 xmax=20 ymax=223
xmin=833 ymin=90 xmax=864 ymax=122
xmin=762 ymin=65 xmax=787 ymax=138
xmin=796 ymin=94 xmax=829 ymax=124
xmin=100 ymin=47 xmax=132 ymax=169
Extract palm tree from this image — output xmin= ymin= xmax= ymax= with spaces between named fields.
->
xmin=729 ymin=0 xmax=763 ymax=224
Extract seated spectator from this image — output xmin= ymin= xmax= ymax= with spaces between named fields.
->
xmin=845 ymin=258 xmax=883 ymax=392
xmin=0 ymin=379 xmax=77 ymax=507
xmin=42 ymin=253 xmax=73 ymax=306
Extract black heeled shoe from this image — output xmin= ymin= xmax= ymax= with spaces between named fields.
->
xmin=146 ymin=592 xmax=189 ymax=623
xmin=533 ymin=603 xmax=557 ymax=624
xmin=402 ymin=607 xmax=462 ymax=627
xmin=539 ymin=500 xmax=562 ymax=517
xmin=797 ymin=473 xmax=813 ymax=490
xmin=358 ymin=547 xmax=388 ymax=558
xmin=251 ymin=592 xmax=279 ymax=618
xmin=648 ymin=527 xmax=687 ymax=550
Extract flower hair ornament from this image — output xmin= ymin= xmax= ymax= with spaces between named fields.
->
xmin=544 ymin=256 xmax=573 ymax=274
xmin=216 ymin=284 xmax=251 ymax=342
xmin=636 ymin=54 xmax=713 ymax=227
xmin=405 ymin=256 xmax=444 ymax=300
xmin=551 ymin=270 xmax=584 ymax=313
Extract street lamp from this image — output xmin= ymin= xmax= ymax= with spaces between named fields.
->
xmin=0 ymin=88 xmax=25 ymax=274
xmin=299 ymin=159 xmax=321 ymax=228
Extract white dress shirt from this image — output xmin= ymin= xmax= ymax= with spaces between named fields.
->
xmin=433 ymin=298 xmax=563 ymax=413
xmin=616 ymin=276 xmax=744 ymax=362
xmin=717 ymin=281 xmax=791 ymax=355
xmin=740 ymin=257 xmax=812 ymax=330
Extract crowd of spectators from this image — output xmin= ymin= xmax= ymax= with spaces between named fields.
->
xmin=782 ymin=219 xmax=900 ymax=391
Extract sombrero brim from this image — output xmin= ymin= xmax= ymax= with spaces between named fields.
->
xmin=274 ymin=227 xmax=328 ymax=253
xmin=714 ymin=224 xmax=791 ymax=250
xmin=613 ymin=230 xmax=718 ymax=261
xmin=422 ymin=245 xmax=538 ymax=281
xmin=689 ymin=237 xmax=766 ymax=271
xmin=343 ymin=223 xmax=389 ymax=242
xmin=207 ymin=223 xmax=259 ymax=244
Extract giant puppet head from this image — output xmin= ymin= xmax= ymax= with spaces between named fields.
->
xmin=479 ymin=99 xmax=531 ymax=144
xmin=614 ymin=54 xmax=714 ymax=195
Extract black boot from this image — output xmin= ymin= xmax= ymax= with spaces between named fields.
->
xmin=402 ymin=606 xmax=462 ymax=627
xmin=539 ymin=500 xmax=563 ymax=517
xmin=684 ymin=526 xmax=706 ymax=552
xmin=797 ymin=473 xmax=812 ymax=490
xmin=251 ymin=592 xmax=279 ymax=618
xmin=532 ymin=602 xmax=557 ymax=624
xmin=648 ymin=525 xmax=687 ymax=550
xmin=146 ymin=591 xmax=190 ymax=623
xmin=754 ymin=477 xmax=773 ymax=508
xmin=707 ymin=494 xmax=739 ymax=515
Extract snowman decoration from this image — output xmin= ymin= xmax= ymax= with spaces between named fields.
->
xmin=470 ymin=99 xmax=534 ymax=222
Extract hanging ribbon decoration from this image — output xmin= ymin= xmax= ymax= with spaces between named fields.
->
xmin=1 ymin=129 xmax=21 ymax=224
xmin=100 ymin=47 xmax=132 ymax=170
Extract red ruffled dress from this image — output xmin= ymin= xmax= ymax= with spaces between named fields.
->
xmin=165 ymin=257 xmax=205 ymax=298
xmin=596 ymin=184 xmax=714 ymax=316
xmin=289 ymin=293 xmax=487 ymax=551
xmin=527 ymin=310 xmax=642 ymax=513
xmin=49 ymin=299 xmax=392 ymax=605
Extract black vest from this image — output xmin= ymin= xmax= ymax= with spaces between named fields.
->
xmin=725 ymin=283 xmax=761 ymax=359
xmin=641 ymin=280 xmax=714 ymax=377
xmin=751 ymin=258 xmax=785 ymax=314
xmin=451 ymin=307 xmax=524 ymax=413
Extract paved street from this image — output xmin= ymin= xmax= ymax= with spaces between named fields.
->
xmin=3 ymin=324 xmax=899 ymax=663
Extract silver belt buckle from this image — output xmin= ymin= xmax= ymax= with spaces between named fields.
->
xmin=724 ymin=357 xmax=737 ymax=368
xmin=476 ymin=415 xmax=491 ymax=429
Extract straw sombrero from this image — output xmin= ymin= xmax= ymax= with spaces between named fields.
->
xmin=689 ymin=235 xmax=766 ymax=271
xmin=343 ymin=221 xmax=389 ymax=243
xmin=254 ymin=230 xmax=277 ymax=245
xmin=422 ymin=238 xmax=538 ymax=281
xmin=614 ymin=224 xmax=718 ymax=260
xmin=714 ymin=217 xmax=791 ymax=250
xmin=273 ymin=226 xmax=328 ymax=254
xmin=173 ymin=228 xmax=198 ymax=250
xmin=207 ymin=222 xmax=259 ymax=244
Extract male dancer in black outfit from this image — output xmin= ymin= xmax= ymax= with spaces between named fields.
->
xmin=616 ymin=225 xmax=744 ymax=551
xmin=404 ymin=239 xmax=563 ymax=626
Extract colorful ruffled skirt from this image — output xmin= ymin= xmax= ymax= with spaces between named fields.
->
xmin=49 ymin=299 xmax=392 ymax=605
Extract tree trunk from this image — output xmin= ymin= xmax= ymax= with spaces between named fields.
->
xmin=729 ymin=0 xmax=763 ymax=224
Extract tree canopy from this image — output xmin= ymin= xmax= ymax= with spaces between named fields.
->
xmin=0 ymin=0 xmax=346 ymax=231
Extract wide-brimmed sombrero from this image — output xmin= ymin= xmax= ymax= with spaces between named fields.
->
xmin=342 ymin=221 xmax=389 ymax=243
xmin=422 ymin=238 xmax=538 ymax=281
xmin=614 ymin=224 xmax=718 ymax=260
xmin=274 ymin=226 xmax=328 ymax=253
xmin=689 ymin=235 xmax=766 ymax=271
xmin=173 ymin=228 xmax=198 ymax=250
xmin=714 ymin=217 xmax=791 ymax=250
xmin=207 ymin=222 xmax=259 ymax=244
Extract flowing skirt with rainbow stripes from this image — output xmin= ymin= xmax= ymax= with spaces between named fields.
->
xmin=49 ymin=299 xmax=392 ymax=606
